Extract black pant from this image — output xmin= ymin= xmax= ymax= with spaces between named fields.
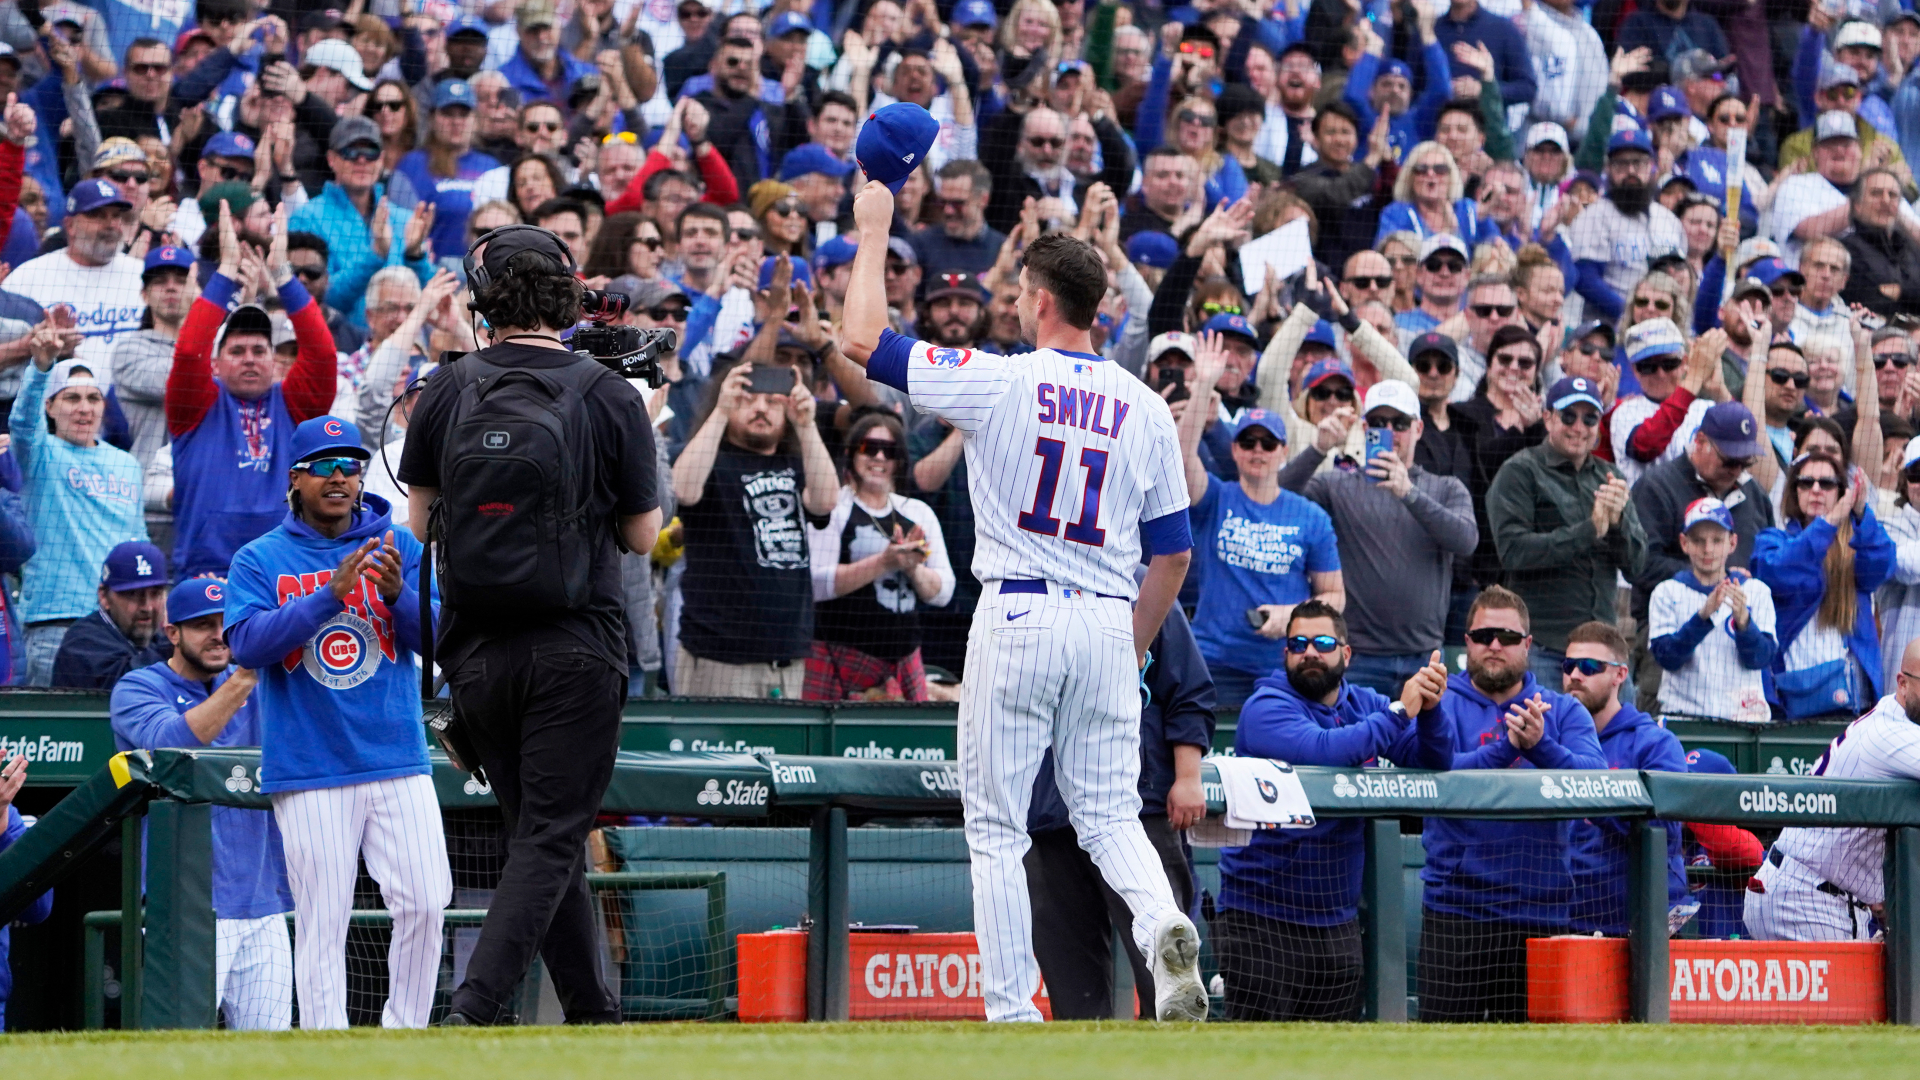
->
xmin=1209 ymin=907 xmax=1363 ymax=1021
xmin=1023 ymin=814 xmax=1192 ymax=1020
xmin=1417 ymin=908 xmax=1565 ymax=1022
xmin=447 ymin=628 xmax=626 ymax=1024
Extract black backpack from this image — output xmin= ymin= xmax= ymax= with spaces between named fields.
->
xmin=429 ymin=353 xmax=607 ymax=612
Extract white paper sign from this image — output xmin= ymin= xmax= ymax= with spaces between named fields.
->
xmin=1237 ymin=218 xmax=1313 ymax=291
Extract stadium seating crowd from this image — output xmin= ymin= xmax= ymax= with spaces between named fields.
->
xmin=0 ymin=0 xmax=1916 ymax=1029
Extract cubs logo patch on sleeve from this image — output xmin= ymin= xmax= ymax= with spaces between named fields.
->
xmin=926 ymin=347 xmax=972 ymax=369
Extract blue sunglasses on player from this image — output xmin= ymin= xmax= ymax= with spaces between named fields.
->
xmin=297 ymin=457 xmax=364 ymax=478
xmin=1561 ymin=657 xmax=1624 ymax=677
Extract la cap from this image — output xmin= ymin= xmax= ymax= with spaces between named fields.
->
xmin=101 ymin=541 xmax=167 ymax=592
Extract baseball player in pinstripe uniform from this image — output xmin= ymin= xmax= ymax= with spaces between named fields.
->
xmin=225 ymin=415 xmax=452 ymax=1029
xmin=1746 ymin=636 xmax=1920 ymax=941
xmin=843 ymin=177 xmax=1208 ymax=1022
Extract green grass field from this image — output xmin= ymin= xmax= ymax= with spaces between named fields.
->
xmin=6 ymin=1023 xmax=1920 ymax=1080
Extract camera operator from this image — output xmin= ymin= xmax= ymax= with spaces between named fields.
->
xmin=397 ymin=224 xmax=661 ymax=1027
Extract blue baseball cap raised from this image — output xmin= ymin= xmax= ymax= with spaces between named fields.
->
xmin=290 ymin=415 xmax=370 ymax=464
xmin=778 ymin=142 xmax=856 ymax=182
xmin=855 ymin=102 xmax=940 ymax=194
xmin=102 ymin=540 xmax=167 ymax=592
xmin=167 ymin=577 xmax=228 ymax=625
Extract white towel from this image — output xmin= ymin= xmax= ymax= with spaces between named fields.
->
xmin=1187 ymin=757 xmax=1314 ymax=850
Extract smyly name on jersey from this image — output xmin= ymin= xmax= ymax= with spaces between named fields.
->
xmin=272 ymin=569 xmax=397 ymax=669
xmin=1035 ymin=382 xmax=1131 ymax=439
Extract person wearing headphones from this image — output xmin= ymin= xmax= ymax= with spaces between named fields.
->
xmin=397 ymin=224 xmax=662 ymax=1026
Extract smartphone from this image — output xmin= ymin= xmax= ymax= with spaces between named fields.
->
xmin=1156 ymin=366 xmax=1190 ymax=404
xmin=1862 ymin=310 xmax=1888 ymax=332
xmin=1245 ymin=607 xmax=1268 ymax=631
xmin=1364 ymin=426 xmax=1392 ymax=482
xmin=747 ymin=365 xmax=797 ymax=396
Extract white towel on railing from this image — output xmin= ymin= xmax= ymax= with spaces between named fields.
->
xmin=1188 ymin=757 xmax=1314 ymax=847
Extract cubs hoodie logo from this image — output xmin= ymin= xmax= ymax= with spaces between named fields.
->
xmin=273 ymin=570 xmax=396 ymax=689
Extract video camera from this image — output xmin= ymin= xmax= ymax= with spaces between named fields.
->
xmin=572 ymin=289 xmax=677 ymax=388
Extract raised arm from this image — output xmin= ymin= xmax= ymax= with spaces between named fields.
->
xmin=1177 ymin=332 xmax=1229 ymax=505
xmin=840 ymin=183 xmax=897 ymax=366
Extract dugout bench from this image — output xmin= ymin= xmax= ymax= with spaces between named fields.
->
xmin=4 ymin=750 xmax=1920 ymax=1026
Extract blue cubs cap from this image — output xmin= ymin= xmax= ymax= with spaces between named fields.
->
xmin=1547 ymin=376 xmax=1604 ymax=412
xmin=1648 ymin=85 xmax=1690 ymax=123
xmin=102 ymin=540 xmax=167 ymax=592
xmin=202 ymin=130 xmax=256 ymax=159
xmin=1378 ymin=59 xmax=1411 ymax=83
xmin=1607 ymin=127 xmax=1654 ymax=157
xmin=1126 ymin=231 xmax=1178 ymax=269
xmin=778 ymin=142 xmax=857 ymax=181
xmin=1229 ymin=407 xmax=1285 ymax=444
xmin=433 ymin=78 xmax=476 ymax=111
xmin=1700 ymin=400 xmax=1762 ymax=459
xmin=855 ymin=102 xmax=940 ymax=193
xmin=758 ymin=255 xmax=813 ymax=292
xmin=1201 ymin=312 xmax=1258 ymax=345
xmin=290 ymin=415 xmax=371 ymax=464
xmin=143 ymin=243 xmax=194 ymax=279
xmin=1682 ymin=496 xmax=1737 ymax=535
xmin=769 ymin=11 xmax=812 ymax=37
xmin=1302 ymin=357 xmax=1354 ymax=390
xmin=952 ymin=0 xmax=996 ymax=27
xmin=167 ymin=577 xmax=228 ymax=624
xmin=1748 ymin=257 xmax=1804 ymax=287
xmin=813 ymin=234 xmax=858 ymax=271
xmin=67 ymin=176 xmax=131 ymax=215
xmin=1686 ymin=747 xmax=1738 ymax=775
xmin=1302 ymin=320 xmax=1338 ymax=351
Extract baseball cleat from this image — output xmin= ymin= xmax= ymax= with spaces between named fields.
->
xmin=1151 ymin=914 xmax=1208 ymax=1022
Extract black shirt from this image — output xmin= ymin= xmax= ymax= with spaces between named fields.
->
xmin=396 ymin=342 xmax=659 ymax=673
xmin=814 ymin=498 xmax=922 ymax=660
xmin=678 ymin=441 xmax=824 ymax=664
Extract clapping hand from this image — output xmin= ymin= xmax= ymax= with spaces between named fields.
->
xmin=1399 ymin=649 xmax=1450 ymax=716
xmin=1504 ymin=693 xmax=1550 ymax=750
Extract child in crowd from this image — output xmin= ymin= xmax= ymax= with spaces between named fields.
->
xmin=1649 ymin=497 xmax=1778 ymax=722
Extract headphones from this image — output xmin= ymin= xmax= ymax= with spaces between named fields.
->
xmin=462 ymin=224 xmax=577 ymax=296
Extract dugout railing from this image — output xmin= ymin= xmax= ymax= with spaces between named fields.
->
xmin=3 ymin=750 xmax=1919 ymax=1026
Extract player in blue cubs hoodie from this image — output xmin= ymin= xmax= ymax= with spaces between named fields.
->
xmin=0 ymin=753 xmax=53 ymax=1032
xmin=1418 ymin=586 xmax=1605 ymax=1023
xmin=224 ymin=415 xmax=451 ymax=1031
xmin=1560 ymin=621 xmax=1691 ymax=938
xmin=1214 ymin=601 xmax=1452 ymax=1021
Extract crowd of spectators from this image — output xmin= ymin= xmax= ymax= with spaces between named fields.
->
xmin=0 ymin=0 xmax=1917 ymax=1027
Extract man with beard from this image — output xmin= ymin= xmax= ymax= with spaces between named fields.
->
xmin=50 ymin=540 xmax=172 ymax=688
xmin=913 ymin=161 xmax=1005 ymax=277
xmin=1561 ymin=621 xmax=1692 ymax=938
xmin=1487 ymin=376 xmax=1647 ymax=687
xmin=697 ymin=32 xmax=806 ymax=197
xmin=1256 ymin=44 xmax=1321 ymax=176
xmin=1417 ymin=586 xmax=1604 ymax=1021
xmin=917 ymin=271 xmax=988 ymax=349
xmin=1213 ymin=600 xmax=1450 ymax=1020
xmin=1569 ymin=129 xmax=1686 ymax=323
xmin=670 ymin=355 xmax=838 ymax=696
xmin=4 ymin=180 xmax=145 ymax=374
xmin=498 ymin=0 xmax=596 ymax=111
xmin=109 ymin=577 xmax=291 ymax=1030
xmin=1745 ymin=635 xmax=1920 ymax=941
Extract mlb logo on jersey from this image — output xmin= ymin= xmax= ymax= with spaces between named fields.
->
xmin=927 ymin=347 xmax=972 ymax=369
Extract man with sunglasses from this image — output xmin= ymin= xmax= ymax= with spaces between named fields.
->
xmin=1213 ymin=599 xmax=1450 ymax=1020
xmin=1457 ymin=275 xmax=1521 ymax=390
xmin=1277 ymin=379 xmax=1476 ymax=699
xmin=288 ymin=117 xmax=435 ymax=327
xmin=1561 ymin=620 xmax=1694 ymax=938
xmin=1834 ymin=326 xmax=1920 ymax=435
xmin=913 ymin=160 xmax=1006 ymax=278
xmin=1416 ymin=585 xmax=1604 ymax=1021
xmin=95 ymin=37 xmax=173 ymax=144
xmin=1487 ymin=376 xmax=1647 ymax=687
xmin=225 ymin=414 xmax=449 ymax=1030
xmin=1609 ymin=318 xmax=1729 ymax=488
xmin=1392 ymin=234 xmax=1470 ymax=342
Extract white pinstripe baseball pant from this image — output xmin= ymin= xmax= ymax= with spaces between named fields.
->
xmin=1744 ymin=850 xmax=1876 ymax=942
xmin=272 ymin=773 xmax=453 ymax=1029
xmin=216 ymin=913 xmax=293 ymax=1031
xmin=960 ymin=586 xmax=1181 ymax=1023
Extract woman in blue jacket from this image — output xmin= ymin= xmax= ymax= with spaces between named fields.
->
xmin=1372 ymin=141 xmax=1498 ymax=250
xmin=1753 ymin=452 xmax=1896 ymax=718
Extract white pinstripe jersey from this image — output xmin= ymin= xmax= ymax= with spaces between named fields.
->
xmin=902 ymin=339 xmax=1187 ymax=600
xmin=1775 ymin=694 xmax=1920 ymax=902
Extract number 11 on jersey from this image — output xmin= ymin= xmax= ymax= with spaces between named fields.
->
xmin=1017 ymin=437 xmax=1109 ymax=547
